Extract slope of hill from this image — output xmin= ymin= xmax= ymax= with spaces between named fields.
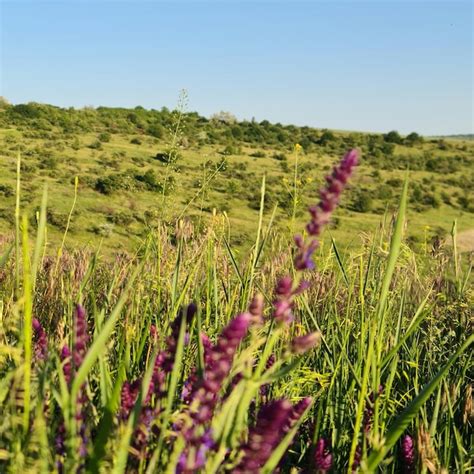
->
xmin=0 ymin=101 xmax=473 ymax=257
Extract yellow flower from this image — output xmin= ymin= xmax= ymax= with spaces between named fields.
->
xmin=294 ymin=143 xmax=302 ymax=152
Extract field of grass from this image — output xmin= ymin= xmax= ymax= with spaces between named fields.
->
xmin=0 ymin=102 xmax=473 ymax=473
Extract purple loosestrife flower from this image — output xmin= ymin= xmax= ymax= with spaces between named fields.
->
xmin=186 ymin=313 xmax=251 ymax=423
xmin=178 ymin=314 xmax=251 ymax=470
xmin=60 ymin=345 xmax=72 ymax=385
xmin=176 ymin=429 xmax=215 ymax=474
xmin=314 ymin=437 xmax=333 ymax=473
xmin=284 ymin=397 xmax=312 ymax=434
xmin=119 ymin=305 xmax=198 ymax=460
xmin=400 ymin=435 xmax=416 ymax=473
xmin=119 ymin=380 xmax=141 ymax=421
xmin=32 ymin=318 xmax=48 ymax=361
xmin=56 ymin=306 xmax=91 ymax=469
xmin=73 ymin=304 xmax=89 ymax=369
xmin=291 ymin=332 xmax=321 ymax=355
xmin=145 ymin=304 xmax=197 ymax=405
xmin=272 ymin=275 xmax=310 ymax=324
xmin=248 ymin=293 xmax=264 ymax=324
xmin=352 ymin=445 xmax=362 ymax=473
xmin=294 ymin=149 xmax=359 ymax=271
xmin=233 ymin=399 xmax=294 ymax=474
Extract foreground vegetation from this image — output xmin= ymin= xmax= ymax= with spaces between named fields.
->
xmin=0 ymin=97 xmax=473 ymax=256
xmin=0 ymin=147 xmax=472 ymax=472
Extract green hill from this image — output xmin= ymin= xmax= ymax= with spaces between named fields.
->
xmin=0 ymin=101 xmax=473 ymax=257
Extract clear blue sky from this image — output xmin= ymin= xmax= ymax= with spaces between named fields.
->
xmin=1 ymin=1 xmax=472 ymax=135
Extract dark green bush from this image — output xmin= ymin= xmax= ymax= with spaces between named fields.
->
xmin=98 ymin=132 xmax=111 ymax=143
xmin=351 ymin=190 xmax=373 ymax=213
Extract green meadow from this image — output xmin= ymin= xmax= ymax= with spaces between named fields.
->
xmin=0 ymin=99 xmax=473 ymax=473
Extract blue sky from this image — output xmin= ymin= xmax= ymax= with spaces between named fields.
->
xmin=1 ymin=1 xmax=472 ymax=135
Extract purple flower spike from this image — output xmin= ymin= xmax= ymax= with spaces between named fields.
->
xmin=32 ymin=318 xmax=48 ymax=361
xmin=248 ymin=293 xmax=264 ymax=324
xmin=400 ymin=434 xmax=416 ymax=473
xmin=291 ymin=332 xmax=321 ymax=354
xmin=177 ymin=429 xmax=215 ymax=474
xmin=73 ymin=304 xmax=89 ymax=369
xmin=314 ymin=437 xmax=333 ymax=473
xmin=285 ymin=397 xmax=312 ymax=433
xmin=120 ymin=380 xmax=141 ymax=421
xmin=295 ymin=149 xmax=359 ymax=272
xmin=60 ymin=345 xmax=72 ymax=385
xmin=234 ymin=399 xmax=294 ymax=473
xmin=188 ymin=313 xmax=251 ymax=421
xmin=352 ymin=444 xmax=362 ymax=472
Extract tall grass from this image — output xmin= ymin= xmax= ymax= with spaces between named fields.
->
xmin=0 ymin=150 xmax=472 ymax=473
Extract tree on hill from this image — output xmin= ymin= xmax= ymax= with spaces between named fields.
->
xmin=405 ymin=132 xmax=424 ymax=146
xmin=384 ymin=130 xmax=402 ymax=144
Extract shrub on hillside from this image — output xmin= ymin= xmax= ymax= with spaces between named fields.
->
xmin=383 ymin=130 xmax=402 ymax=144
xmin=98 ymin=132 xmax=111 ymax=142
xmin=250 ymin=150 xmax=266 ymax=158
xmin=351 ymin=190 xmax=373 ymax=212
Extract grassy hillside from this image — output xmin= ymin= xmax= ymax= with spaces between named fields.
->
xmin=1 ymin=100 xmax=473 ymax=473
xmin=0 ymin=100 xmax=473 ymax=258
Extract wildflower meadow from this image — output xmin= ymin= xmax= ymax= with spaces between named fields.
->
xmin=0 ymin=146 xmax=472 ymax=473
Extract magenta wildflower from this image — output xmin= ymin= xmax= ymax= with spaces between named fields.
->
xmin=234 ymin=399 xmax=294 ymax=473
xmin=294 ymin=149 xmax=359 ymax=271
xmin=60 ymin=345 xmax=72 ymax=385
xmin=314 ymin=437 xmax=333 ymax=473
xmin=176 ymin=429 xmax=215 ymax=474
xmin=352 ymin=445 xmax=362 ymax=472
xmin=272 ymin=275 xmax=310 ymax=324
xmin=287 ymin=397 xmax=312 ymax=431
xmin=177 ymin=313 xmax=251 ymax=470
xmin=32 ymin=317 xmax=48 ymax=361
xmin=56 ymin=305 xmax=91 ymax=469
xmin=73 ymin=304 xmax=89 ymax=369
xmin=291 ymin=332 xmax=321 ymax=354
xmin=186 ymin=312 xmax=251 ymax=422
xmin=118 ymin=304 xmax=198 ymax=459
xmin=248 ymin=293 xmax=264 ymax=324
xmin=400 ymin=434 xmax=416 ymax=473
xmin=119 ymin=380 xmax=141 ymax=421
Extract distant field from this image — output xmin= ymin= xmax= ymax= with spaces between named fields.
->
xmin=0 ymin=101 xmax=473 ymax=258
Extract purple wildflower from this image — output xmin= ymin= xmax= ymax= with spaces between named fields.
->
xmin=186 ymin=312 xmax=251 ymax=423
xmin=314 ymin=437 xmax=333 ymax=473
xmin=118 ymin=304 xmax=198 ymax=460
xmin=32 ymin=317 xmax=48 ymax=361
xmin=286 ymin=397 xmax=312 ymax=431
xmin=233 ymin=399 xmax=294 ymax=473
xmin=352 ymin=445 xmax=362 ymax=472
xmin=177 ymin=313 xmax=251 ymax=470
xmin=294 ymin=149 xmax=359 ymax=271
xmin=176 ymin=429 xmax=215 ymax=474
xmin=73 ymin=304 xmax=89 ymax=369
xmin=56 ymin=305 xmax=91 ymax=469
xmin=248 ymin=293 xmax=264 ymax=324
xmin=400 ymin=434 xmax=416 ymax=473
xmin=60 ymin=345 xmax=72 ymax=385
xmin=119 ymin=380 xmax=141 ymax=421
xmin=272 ymin=275 xmax=310 ymax=324
xmin=291 ymin=332 xmax=321 ymax=354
